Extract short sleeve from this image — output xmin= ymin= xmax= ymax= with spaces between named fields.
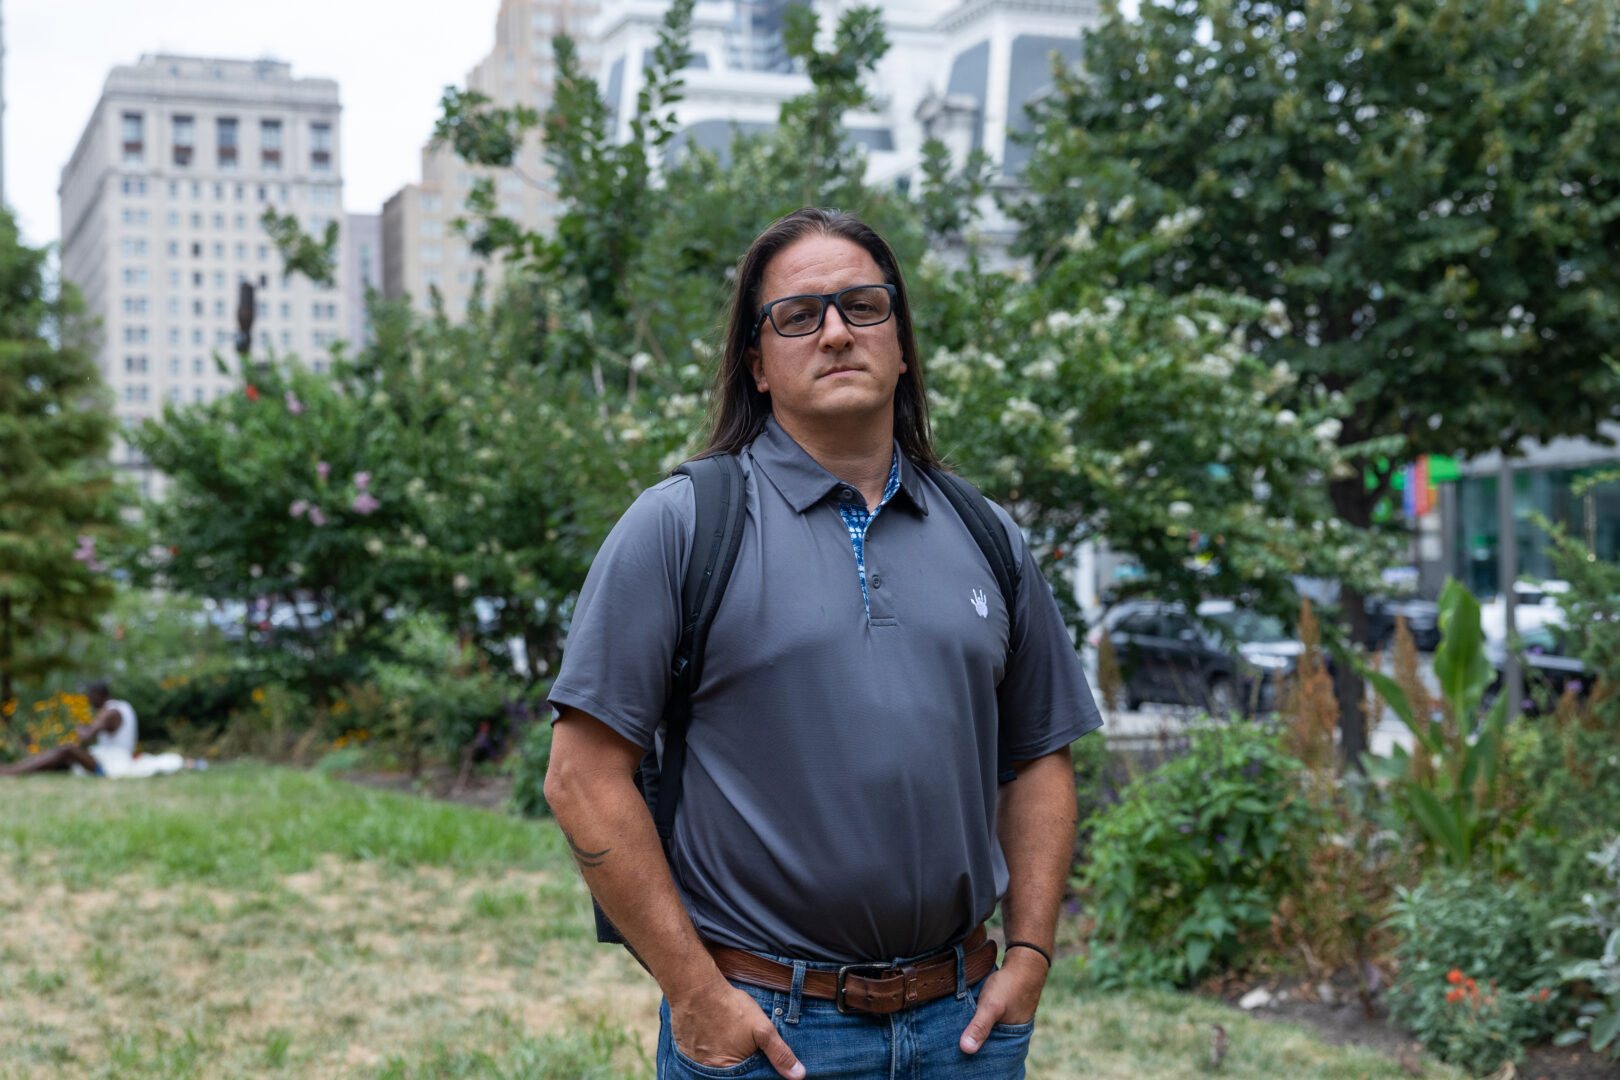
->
xmin=547 ymin=475 xmax=694 ymax=749
xmin=991 ymin=504 xmax=1104 ymax=760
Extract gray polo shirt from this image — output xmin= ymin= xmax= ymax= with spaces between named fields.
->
xmin=549 ymin=417 xmax=1101 ymax=962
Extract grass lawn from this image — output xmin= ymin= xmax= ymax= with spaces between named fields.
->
xmin=0 ymin=766 xmax=1461 ymax=1079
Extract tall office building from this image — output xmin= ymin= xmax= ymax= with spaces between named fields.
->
xmin=344 ymin=211 xmax=380 ymax=348
xmin=59 ymin=55 xmax=345 ymax=494
xmin=381 ymin=0 xmax=597 ymax=319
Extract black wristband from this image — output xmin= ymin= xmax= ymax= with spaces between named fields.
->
xmin=1005 ymin=940 xmax=1052 ymax=968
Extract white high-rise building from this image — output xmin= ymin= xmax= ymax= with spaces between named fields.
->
xmin=595 ymin=0 xmax=1095 ymax=201
xmin=382 ymin=0 xmax=598 ymax=319
xmin=59 ymin=55 xmax=345 ymax=495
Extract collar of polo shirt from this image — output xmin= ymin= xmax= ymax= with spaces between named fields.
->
xmin=752 ymin=416 xmax=930 ymax=516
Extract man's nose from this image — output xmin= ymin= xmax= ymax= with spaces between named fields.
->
xmin=818 ymin=303 xmax=854 ymax=349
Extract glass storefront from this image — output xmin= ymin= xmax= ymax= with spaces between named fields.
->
xmin=1455 ymin=466 xmax=1620 ymax=596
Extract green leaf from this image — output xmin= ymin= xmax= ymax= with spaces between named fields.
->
xmin=1432 ymin=579 xmax=1494 ymax=726
xmin=1184 ymin=936 xmax=1213 ymax=977
xmin=1407 ymin=785 xmax=1467 ymax=865
xmin=1590 ymin=1010 xmax=1620 ymax=1052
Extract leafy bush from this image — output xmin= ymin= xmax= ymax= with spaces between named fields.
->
xmin=1075 ymin=721 xmax=1318 ymax=987
xmin=1509 ymin=518 xmax=1620 ymax=911
xmin=506 ymin=718 xmax=554 ymax=819
xmin=1386 ymin=870 xmax=1561 ymax=1075
xmin=345 ymin=614 xmax=517 ymax=773
xmin=1552 ymin=834 xmax=1620 ymax=1061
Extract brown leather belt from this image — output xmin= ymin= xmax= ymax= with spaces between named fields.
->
xmin=709 ymin=925 xmax=997 ymax=1015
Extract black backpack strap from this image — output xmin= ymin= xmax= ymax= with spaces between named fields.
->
xmin=652 ymin=452 xmax=747 ymax=839
xmin=926 ymin=467 xmax=1022 ymax=785
xmin=595 ymin=453 xmax=746 ymax=945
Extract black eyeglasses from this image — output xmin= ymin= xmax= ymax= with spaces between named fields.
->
xmin=753 ymin=284 xmax=896 ymax=341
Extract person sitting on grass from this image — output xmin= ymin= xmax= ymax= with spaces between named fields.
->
xmin=0 ymin=681 xmax=205 ymax=777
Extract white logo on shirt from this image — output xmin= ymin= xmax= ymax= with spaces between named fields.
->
xmin=970 ymin=588 xmax=989 ymax=619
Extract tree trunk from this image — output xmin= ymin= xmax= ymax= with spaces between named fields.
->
xmin=1328 ymin=473 xmax=1374 ymax=771
xmin=1 ymin=593 xmax=13 ymax=712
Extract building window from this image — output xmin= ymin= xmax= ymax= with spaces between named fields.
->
xmin=258 ymin=244 xmax=269 ymax=261
xmin=213 ymin=242 xmax=225 ymax=259
xmin=193 ymin=357 xmax=205 ymax=375
xmin=214 ymin=299 xmax=226 ymax=317
xmin=168 ymin=327 xmax=181 ymax=345
xmin=420 ymin=219 xmax=443 ymax=238
xmin=122 ymin=326 xmax=149 ymax=344
xmin=310 ymin=122 xmax=333 ymax=172
xmin=122 ymin=267 xmax=149 ymax=285
xmin=172 ymin=115 xmax=194 ymax=166
xmin=192 ymin=242 xmax=202 ymax=257
xmin=120 ymin=178 xmax=147 ymax=196
xmin=192 ymin=328 xmax=204 ymax=345
xmin=122 ymin=112 xmax=145 ymax=163
xmin=280 ymin=302 xmax=291 ymax=319
xmin=193 ymin=388 xmax=205 ymax=403
xmin=261 ymin=119 xmax=283 ymax=171
xmin=123 ymin=355 xmax=149 ymax=373
xmin=235 ymin=243 xmax=247 ymax=260
xmin=234 ymin=213 xmax=246 ymax=230
xmin=169 ymin=356 xmax=181 ymax=375
xmin=217 ymin=118 xmax=239 ymax=169
xmin=235 ymin=184 xmax=245 ymax=200
xmin=193 ymin=300 xmax=204 ymax=316
xmin=422 ymin=245 xmax=441 ymax=263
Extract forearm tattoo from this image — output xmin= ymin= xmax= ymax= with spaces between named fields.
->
xmin=563 ymin=829 xmax=611 ymax=869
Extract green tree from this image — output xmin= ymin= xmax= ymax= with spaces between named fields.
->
xmin=0 ymin=208 xmax=127 ymax=709
xmin=1017 ymin=0 xmax=1620 ymax=757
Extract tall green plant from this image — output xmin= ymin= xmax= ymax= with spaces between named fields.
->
xmin=1367 ymin=580 xmax=1514 ymax=869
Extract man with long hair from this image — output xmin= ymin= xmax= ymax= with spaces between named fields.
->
xmin=545 ymin=208 xmax=1100 ymax=1079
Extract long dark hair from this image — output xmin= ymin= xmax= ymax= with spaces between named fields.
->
xmin=700 ymin=208 xmax=940 ymax=468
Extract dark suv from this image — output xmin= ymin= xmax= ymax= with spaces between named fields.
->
xmin=1092 ymin=600 xmax=1305 ymax=717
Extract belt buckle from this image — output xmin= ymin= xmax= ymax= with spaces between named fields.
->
xmin=835 ymin=963 xmax=898 ymax=1015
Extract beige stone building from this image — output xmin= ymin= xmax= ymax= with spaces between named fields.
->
xmin=59 ymin=54 xmax=345 ymax=495
xmin=382 ymin=0 xmax=597 ymax=318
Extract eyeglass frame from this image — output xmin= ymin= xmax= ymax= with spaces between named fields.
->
xmin=752 ymin=283 xmax=898 ymax=342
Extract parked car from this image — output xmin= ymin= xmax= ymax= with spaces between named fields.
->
xmin=1089 ymin=599 xmax=1306 ymax=716
xmin=1486 ymin=623 xmax=1592 ymax=714
xmin=1364 ymin=595 xmax=1441 ymax=652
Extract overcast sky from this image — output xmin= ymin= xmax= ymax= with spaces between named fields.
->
xmin=4 ymin=0 xmax=502 ymax=248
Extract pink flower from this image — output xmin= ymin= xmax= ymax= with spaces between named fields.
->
xmin=309 ymin=507 xmax=327 ymax=527
xmin=354 ymin=471 xmax=371 ymax=491
xmin=285 ymin=391 xmax=304 ymax=415
xmin=289 ymin=500 xmax=309 ymax=518
xmin=316 ymin=461 xmax=330 ymax=481
xmin=73 ymin=535 xmax=96 ymax=562
xmin=351 ymin=492 xmax=380 ymax=515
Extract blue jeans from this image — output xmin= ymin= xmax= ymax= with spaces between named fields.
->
xmin=656 ymin=943 xmax=1033 ymax=1080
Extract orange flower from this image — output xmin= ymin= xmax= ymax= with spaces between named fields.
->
xmin=1447 ymin=969 xmax=1465 ymax=985
xmin=1445 ymin=988 xmax=1464 ymax=1004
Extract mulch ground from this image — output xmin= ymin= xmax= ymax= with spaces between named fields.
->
xmin=340 ymin=764 xmax=515 ymax=813
xmin=1211 ymin=969 xmax=1620 ymax=1080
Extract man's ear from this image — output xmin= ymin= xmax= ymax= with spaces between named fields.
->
xmin=747 ymin=346 xmax=768 ymax=394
